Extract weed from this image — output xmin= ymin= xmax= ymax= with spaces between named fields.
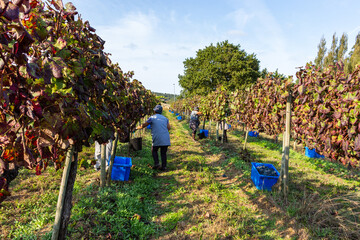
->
xmin=162 ymin=208 xmax=186 ymax=231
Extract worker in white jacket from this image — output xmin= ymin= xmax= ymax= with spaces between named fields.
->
xmin=94 ymin=140 xmax=113 ymax=171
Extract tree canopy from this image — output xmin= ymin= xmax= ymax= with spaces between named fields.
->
xmin=314 ymin=36 xmax=327 ymax=69
xmin=347 ymin=33 xmax=360 ymax=73
xmin=178 ymin=40 xmax=260 ymax=96
xmin=313 ymin=32 xmax=360 ymax=73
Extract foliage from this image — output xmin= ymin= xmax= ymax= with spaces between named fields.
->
xmin=112 ymin=78 xmax=157 ymax=142
xmin=313 ymin=32 xmax=359 ymax=73
xmin=293 ymin=62 xmax=360 ymax=167
xmin=177 ymin=62 xmax=360 ymax=168
xmin=230 ymin=74 xmax=293 ymax=135
xmin=199 ymin=93 xmax=213 ymax=119
xmin=152 ymin=91 xmax=178 ymax=103
xmin=207 ymin=86 xmax=231 ymax=122
xmin=171 ymin=95 xmax=201 ymax=114
xmin=347 ymin=32 xmax=360 ymax=73
xmin=323 ymin=33 xmax=338 ymax=69
xmin=172 ymin=86 xmax=231 ymax=122
xmin=0 ymin=0 xmax=156 ymax=203
xmin=337 ymin=33 xmax=348 ymax=62
xmin=178 ymin=40 xmax=260 ymax=96
xmin=314 ymin=36 xmax=327 ymax=69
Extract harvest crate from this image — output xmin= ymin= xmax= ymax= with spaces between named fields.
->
xmin=109 ymin=157 xmax=132 ymax=181
xmin=199 ymin=129 xmax=208 ymax=137
xmin=251 ymin=162 xmax=279 ymax=191
xmin=177 ymin=116 xmax=182 ymax=120
xmin=305 ymin=147 xmax=324 ymax=158
xmin=248 ymin=131 xmax=259 ymax=137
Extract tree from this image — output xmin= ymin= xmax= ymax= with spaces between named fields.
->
xmin=337 ymin=33 xmax=348 ymax=62
xmin=314 ymin=36 xmax=327 ymax=69
xmin=323 ymin=33 xmax=338 ymax=68
xmin=260 ymin=68 xmax=269 ymax=79
xmin=346 ymin=32 xmax=360 ymax=73
xmin=178 ymin=40 xmax=260 ymax=96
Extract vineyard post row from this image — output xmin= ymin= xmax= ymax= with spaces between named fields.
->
xmin=171 ymin=63 xmax=360 ymax=196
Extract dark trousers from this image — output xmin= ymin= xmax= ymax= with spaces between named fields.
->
xmin=152 ymin=146 xmax=168 ymax=168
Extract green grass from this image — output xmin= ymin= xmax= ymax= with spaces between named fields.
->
xmin=229 ymin=129 xmax=360 ymax=239
xmin=1 ymin=112 xmax=359 ymax=239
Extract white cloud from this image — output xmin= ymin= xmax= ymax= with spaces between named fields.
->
xmin=92 ymin=11 xmax=200 ymax=93
xmin=225 ymin=0 xmax=298 ymax=76
xmin=97 ymin=11 xmax=158 ymax=52
xmin=227 ymin=29 xmax=246 ymax=36
xmin=227 ymin=8 xmax=253 ymax=29
xmin=124 ymin=43 xmax=138 ymax=50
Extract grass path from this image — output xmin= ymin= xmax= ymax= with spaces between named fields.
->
xmin=153 ymin=112 xmax=309 ymax=239
xmin=154 ymin=111 xmax=359 ymax=239
xmin=1 ymin=110 xmax=359 ymax=239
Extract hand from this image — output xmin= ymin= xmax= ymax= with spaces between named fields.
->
xmin=136 ymin=126 xmax=142 ymax=130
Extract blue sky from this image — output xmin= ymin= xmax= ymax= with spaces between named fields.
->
xmin=69 ymin=0 xmax=360 ymax=94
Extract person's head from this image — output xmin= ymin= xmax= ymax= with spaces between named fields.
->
xmin=153 ymin=105 xmax=163 ymax=114
xmin=194 ymin=106 xmax=199 ymax=111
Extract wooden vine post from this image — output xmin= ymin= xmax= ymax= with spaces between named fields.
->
xmin=208 ymin=119 xmax=211 ymax=138
xmin=280 ymin=94 xmax=291 ymax=198
xmin=216 ymin=122 xmax=219 ymax=141
xmin=107 ymin=132 xmax=119 ymax=185
xmin=52 ymin=145 xmax=74 ymax=240
xmin=243 ymin=129 xmax=249 ymax=150
xmin=222 ymin=120 xmax=227 ymax=143
xmin=100 ymin=144 xmax=106 ymax=189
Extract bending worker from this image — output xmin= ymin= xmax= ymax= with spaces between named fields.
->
xmin=137 ymin=105 xmax=171 ymax=171
xmin=189 ymin=106 xmax=202 ymax=140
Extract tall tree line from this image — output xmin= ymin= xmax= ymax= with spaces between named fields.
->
xmin=314 ymin=32 xmax=360 ymax=73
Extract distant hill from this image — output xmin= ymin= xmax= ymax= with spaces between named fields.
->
xmin=152 ymin=91 xmax=178 ymax=102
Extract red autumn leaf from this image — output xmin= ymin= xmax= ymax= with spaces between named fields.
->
xmin=36 ymin=164 xmax=41 ymax=175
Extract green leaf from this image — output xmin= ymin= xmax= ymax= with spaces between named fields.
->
xmin=73 ymin=60 xmax=84 ymax=76
xmin=54 ymin=38 xmax=67 ymax=50
xmin=56 ymin=49 xmax=72 ymax=59
xmin=19 ymin=65 xmax=28 ymax=78
xmin=337 ymin=84 xmax=344 ymax=92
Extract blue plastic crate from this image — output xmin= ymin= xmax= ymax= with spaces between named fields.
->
xmin=175 ymin=113 xmax=179 ymax=116
xmin=251 ymin=162 xmax=279 ymax=191
xmin=199 ymin=129 xmax=208 ymax=137
xmin=305 ymin=147 xmax=324 ymax=158
xmin=147 ymin=124 xmax=151 ymax=129
xmin=176 ymin=116 xmax=182 ymax=120
xmin=108 ymin=156 xmax=132 ymax=181
xmin=248 ymin=131 xmax=259 ymax=137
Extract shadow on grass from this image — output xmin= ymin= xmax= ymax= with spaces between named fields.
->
xmin=214 ymin=129 xmax=360 ymax=240
xmin=62 ymin=135 xmax=188 ymax=240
